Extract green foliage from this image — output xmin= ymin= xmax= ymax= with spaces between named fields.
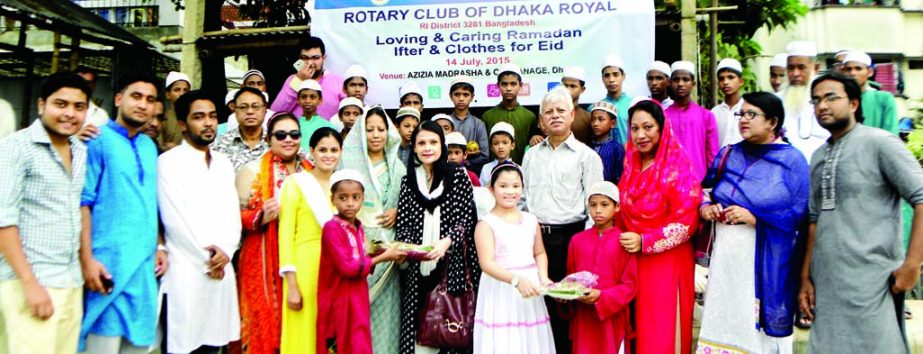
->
xmin=907 ymin=100 xmax=923 ymax=164
xmin=695 ymin=0 xmax=807 ymax=103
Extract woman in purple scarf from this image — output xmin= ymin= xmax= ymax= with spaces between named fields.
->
xmin=696 ymin=92 xmax=810 ymax=354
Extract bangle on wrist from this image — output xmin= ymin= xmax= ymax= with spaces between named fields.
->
xmin=157 ymin=244 xmax=168 ymax=253
xmin=510 ymin=275 xmax=520 ymax=287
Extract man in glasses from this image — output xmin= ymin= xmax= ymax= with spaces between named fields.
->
xmin=711 ymin=58 xmax=746 ymax=146
xmin=212 ymin=87 xmax=270 ymax=170
xmin=270 ymin=36 xmax=345 ymax=120
xmin=799 ymin=72 xmax=923 ymax=354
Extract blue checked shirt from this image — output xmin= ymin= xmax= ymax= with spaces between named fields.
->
xmin=0 ymin=119 xmax=86 ymax=288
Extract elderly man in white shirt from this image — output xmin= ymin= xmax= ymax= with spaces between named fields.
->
xmin=776 ymin=41 xmax=830 ymax=161
xmin=157 ymin=90 xmax=241 ymax=354
xmin=522 ymin=86 xmax=603 ymax=354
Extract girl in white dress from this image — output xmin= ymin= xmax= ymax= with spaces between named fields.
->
xmin=473 ymin=161 xmax=555 ymax=354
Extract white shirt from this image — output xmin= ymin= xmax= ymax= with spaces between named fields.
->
xmin=775 ymin=89 xmax=830 ymax=162
xmin=711 ymin=98 xmax=745 ymax=146
xmin=157 ymin=141 xmax=241 ymax=353
xmin=82 ymin=102 xmax=110 ymax=128
xmin=522 ymin=133 xmax=603 ymax=225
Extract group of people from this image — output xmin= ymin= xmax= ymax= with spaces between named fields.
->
xmin=0 ymin=33 xmax=921 ymax=354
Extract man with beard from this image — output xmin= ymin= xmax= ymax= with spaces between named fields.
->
xmin=664 ymin=60 xmax=720 ymax=181
xmin=211 ymin=87 xmax=270 ymax=170
xmin=769 ymin=53 xmax=788 ymax=93
xmin=711 ymin=58 xmax=746 ymax=146
xmin=270 ymin=36 xmax=345 ymax=120
xmin=157 ymin=91 xmax=241 ymax=354
xmin=78 ymin=73 xmax=167 ymax=354
xmin=776 ymin=41 xmax=829 ymax=161
xmin=799 ymin=72 xmax=923 ymax=354
xmin=140 ymin=101 xmax=165 ymax=154
xmin=646 ymin=60 xmax=674 ymax=107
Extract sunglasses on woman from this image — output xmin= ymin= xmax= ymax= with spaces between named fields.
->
xmin=272 ymin=130 xmax=302 ymax=140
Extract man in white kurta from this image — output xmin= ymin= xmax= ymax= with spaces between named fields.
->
xmin=775 ymin=41 xmax=829 ymax=161
xmin=157 ymin=91 xmax=241 ymax=353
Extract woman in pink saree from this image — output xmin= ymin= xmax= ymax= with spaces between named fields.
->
xmin=617 ymin=99 xmax=702 ymax=354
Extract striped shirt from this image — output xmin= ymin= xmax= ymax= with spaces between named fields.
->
xmin=0 ymin=119 xmax=86 ymax=288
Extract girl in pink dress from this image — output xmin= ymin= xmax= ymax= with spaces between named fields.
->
xmin=473 ymin=161 xmax=556 ymax=353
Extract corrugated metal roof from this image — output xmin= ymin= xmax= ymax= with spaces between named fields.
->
xmin=0 ymin=0 xmax=153 ymax=48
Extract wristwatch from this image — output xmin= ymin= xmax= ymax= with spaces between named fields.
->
xmin=510 ymin=276 xmax=520 ymax=287
xmin=157 ymin=244 xmax=168 ymax=253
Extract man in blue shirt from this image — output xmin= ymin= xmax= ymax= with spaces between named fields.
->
xmin=78 ymin=72 xmax=166 ymax=354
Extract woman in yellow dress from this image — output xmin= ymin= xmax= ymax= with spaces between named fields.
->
xmin=278 ymin=127 xmax=343 ymax=354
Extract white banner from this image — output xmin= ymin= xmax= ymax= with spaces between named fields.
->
xmin=312 ymin=0 xmax=655 ymax=108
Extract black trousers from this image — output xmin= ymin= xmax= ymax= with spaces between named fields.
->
xmin=540 ymin=220 xmax=586 ymax=354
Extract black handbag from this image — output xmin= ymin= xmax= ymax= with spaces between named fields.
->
xmin=417 ymin=236 xmax=475 ymax=349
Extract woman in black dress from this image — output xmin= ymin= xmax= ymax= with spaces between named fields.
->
xmin=395 ymin=121 xmax=479 ymax=354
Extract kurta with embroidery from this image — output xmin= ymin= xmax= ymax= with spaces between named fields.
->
xmin=807 ymin=125 xmax=923 ymax=354
xmin=566 ymin=226 xmax=637 ymax=354
xmin=395 ymin=165 xmax=479 ymax=354
xmin=79 ymin=122 xmax=159 ymax=350
xmin=861 ymin=87 xmax=899 ymax=135
xmin=317 ymin=217 xmax=375 ymax=354
xmin=617 ymin=117 xmax=702 ymax=354
xmin=236 ymin=152 xmax=311 ymax=354
xmin=482 ymin=104 xmax=538 ymax=164
xmin=278 ymin=172 xmax=335 ymax=354
xmin=269 ymin=72 xmax=345 ymax=120
xmin=664 ymin=102 xmax=720 ymax=181
xmin=157 ymin=142 xmax=242 ymax=353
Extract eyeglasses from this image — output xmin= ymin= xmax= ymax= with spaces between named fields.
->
xmin=809 ymin=95 xmax=845 ymax=106
xmin=271 ymin=130 xmax=302 ymax=140
xmin=733 ymin=110 xmax=765 ymax=121
xmin=235 ymin=103 xmax=264 ymax=112
xmin=299 ymin=55 xmax=322 ymax=61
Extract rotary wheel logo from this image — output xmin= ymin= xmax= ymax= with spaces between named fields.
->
xmin=371 ymin=0 xmax=390 ymax=5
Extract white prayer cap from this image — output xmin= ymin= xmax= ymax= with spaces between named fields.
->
xmin=262 ymin=92 xmax=270 ymax=102
xmin=489 ymin=122 xmax=515 ymax=139
xmin=396 ymin=106 xmax=421 ymax=120
xmin=770 ymin=53 xmax=788 ymax=68
xmin=590 ymin=101 xmax=618 ymax=118
xmin=647 ymin=61 xmax=671 ymax=76
xmin=716 ymin=58 xmax=743 ymax=75
xmin=298 ymin=79 xmax=323 ymax=93
xmin=431 ymin=113 xmax=453 ymax=125
xmin=399 ymin=81 xmax=422 ymax=100
xmin=445 ymin=132 xmax=467 ymax=147
xmin=603 ymin=54 xmax=625 ymax=70
xmin=562 ymin=66 xmax=587 ymax=82
xmin=165 ymin=71 xmax=191 ymax=88
xmin=498 ymin=63 xmax=522 ymax=77
xmin=843 ymin=52 xmax=872 ymax=67
xmin=587 ymin=181 xmax=619 ymax=204
xmin=450 ymin=75 xmax=474 ymax=87
xmin=786 ymin=40 xmax=817 ymax=58
xmin=670 ymin=61 xmax=695 ymax=77
xmin=330 ymin=169 xmax=365 ymax=189
xmin=224 ymin=89 xmax=238 ymax=106
xmin=243 ymin=69 xmax=265 ymax=81
xmin=338 ymin=97 xmax=363 ymax=111
xmin=343 ymin=64 xmax=367 ymax=80
xmin=835 ymin=49 xmax=853 ymax=59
